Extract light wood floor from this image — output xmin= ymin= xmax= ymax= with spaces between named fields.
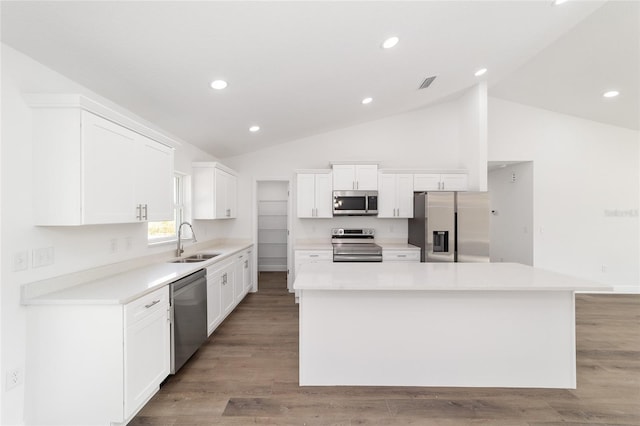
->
xmin=130 ymin=272 xmax=640 ymax=425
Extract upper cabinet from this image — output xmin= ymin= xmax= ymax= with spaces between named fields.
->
xmin=378 ymin=173 xmax=414 ymax=218
xmin=296 ymin=171 xmax=333 ymax=218
xmin=414 ymin=173 xmax=468 ymax=191
xmin=27 ymin=95 xmax=175 ymax=226
xmin=332 ymin=164 xmax=378 ymax=191
xmin=192 ymin=162 xmax=238 ymax=219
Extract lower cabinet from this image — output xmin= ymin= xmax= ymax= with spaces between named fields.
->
xmin=382 ymin=249 xmax=421 ymax=263
xmin=294 ymin=249 xmax=332 ymax=298
xmin=206 ymin=247 xmax=254 ymax=336
xmin=25 ymin=286 xmax=171 ymax=426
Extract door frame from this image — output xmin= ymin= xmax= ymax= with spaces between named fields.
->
xmin=252 ymin=177 xmax=293 ymax=292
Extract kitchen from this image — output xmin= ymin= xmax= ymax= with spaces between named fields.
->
xmin=1 ymin=1 xmax=639 ymax=425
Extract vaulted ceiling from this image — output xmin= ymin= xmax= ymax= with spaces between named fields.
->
xmin=2 ymin=1 xmax=637 ymax=159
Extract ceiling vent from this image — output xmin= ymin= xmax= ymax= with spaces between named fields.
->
xmin=418 ymin=75 xmax=437 ymax=90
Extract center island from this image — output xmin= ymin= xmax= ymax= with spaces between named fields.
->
xmin=293 ymin=262 xmax=610 ymax=389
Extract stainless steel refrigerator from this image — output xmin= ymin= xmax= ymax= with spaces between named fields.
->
xmin=408 ymin=192 xmax=490 ymax=262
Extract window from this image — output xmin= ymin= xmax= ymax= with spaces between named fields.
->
xmin=148 ymin=173 xmax=188 ymax=243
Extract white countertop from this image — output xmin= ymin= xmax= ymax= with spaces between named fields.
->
xmin=24 ymin=242 xmax=253 ymax=305
xmin=293 ymin=262 xmax=611 ymax=292
xmin=380 ymin=243 xmax=420 ymax=251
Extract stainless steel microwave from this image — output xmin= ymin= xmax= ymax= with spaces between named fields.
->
xmin=333 ymin=191 xmax=378 ymax=216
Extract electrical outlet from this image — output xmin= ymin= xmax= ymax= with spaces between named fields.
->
xmin=13 ymin=251 xmax=29 ymax=271
xmin=6 ymin=368 xmax=22 ymax=390
xmin=32 ymin=247 xmax=54 ymax=268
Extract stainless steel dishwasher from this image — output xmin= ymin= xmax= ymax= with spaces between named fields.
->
xmin=170 ymin=269 xmax=207 ymax=374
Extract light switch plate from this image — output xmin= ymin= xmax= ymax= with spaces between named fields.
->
xmin=13 ymin=251 xmax=29 ymax=271
xmin=33 ymin=247 xmax=54 ymax=268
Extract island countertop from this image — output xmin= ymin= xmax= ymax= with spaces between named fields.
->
xmin=293 ymin=262 xmax=611 ymax=292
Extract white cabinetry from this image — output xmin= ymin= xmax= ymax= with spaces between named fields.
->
xmin=26 ymin=286 xmax=170 ymax=425
xmin=29 ymin=107 xmax=174 ymax=225
xmin=296 ymin=172 xmax=333 ymax=218
xmin=294 ymin=250 xmax=332 ymax=280
xmin=382 ymin=249 xmax=421 ymax=263
xmin=192 ymin=162 xmax=238 ymax=219
xmin=234 ymin=249 xmax=253 ymax=302
xmin=124 ymin=287 xmax=171 ymax=419
xmin=414 ymin=173 xmax=468 ymax=191
xmin=332 ymin=164 xmax=378 ymax=190
xmin=378 ymin=173 xmax=414 ymax=218
xmin=206 ymin=259 xmax=234 ymax=335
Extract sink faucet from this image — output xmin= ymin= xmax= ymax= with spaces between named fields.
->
xmin=176 ymin=221 xmax=197 ymax=257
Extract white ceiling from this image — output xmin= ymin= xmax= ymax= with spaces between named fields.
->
xmin=2 ymin=1 xmax=637 ymax=159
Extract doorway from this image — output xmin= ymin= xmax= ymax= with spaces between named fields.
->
xmin=256 ymin=180 xmax=290 ymax=290
xmin=488 ymin=161 xmax=534 ymax=265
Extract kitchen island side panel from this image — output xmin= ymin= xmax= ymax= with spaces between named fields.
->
xmin=299 ymin=289 xmax=576 ymax=388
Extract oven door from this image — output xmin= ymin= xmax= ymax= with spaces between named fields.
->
xmin=333 ymin=191 xmax=378 ymax=216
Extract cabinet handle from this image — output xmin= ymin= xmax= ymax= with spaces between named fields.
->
xmin=145 ymin=299 xmax=160 ymax=309
xmin=136 ymin=204 xmax=142 ymax=220
xmin=309 ymin=254 xmax=319 ymax=257
xmin=398 ymin=254 xmax=407 ymax=258
xmin=244 ymin=260 xmax=248 ymax=268
xmin=222 ymin=273 xmax=227 ymax=285
xmin=143 ymin=204 xmax=148 ymax=221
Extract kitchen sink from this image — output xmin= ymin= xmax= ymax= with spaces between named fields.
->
xmin=170 ymin=253 xmax=220 ymax=263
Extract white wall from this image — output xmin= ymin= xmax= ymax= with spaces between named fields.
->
xmin=460 ymin=82 xmax=488 ymax=191
xmin=0 ymin=45 xmax=235 ymax=425
xmin=225 ymin=87 xmax=486 ymax=244
xmin=488 ymin=162 xmax=534 ymax=265
xmin=489 ymin=97 xmax=639 ymax=292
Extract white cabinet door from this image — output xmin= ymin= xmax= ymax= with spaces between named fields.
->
xmin=192 ymin=163 xmax=238 ymax=219
xmin=234 ymin=252 xmax=246 ymax=302
xmin=221 ymin=265 xmax=235 ymax=315
xmin=206 ymin=269 xmax=223 ymax=335
xmin=378 ymin=173 xmax=414 ymax=218
xmin=296 ymin=174 xmax=316 ymax=218
xmin=214 ymin=168 xmax=228 ymax=219
xmin=414 ymin=173 xmax=441 ymax=191
xmin=297 ymin=173 xmax=333 ymax=218
xmin=377 ymin=173 xmax=397 ymax=218
xmin=226 ymin=172 xmax=237 ymax=218
xmin=136 ymin=135 xmax=174 ymax=222
xmin=332 ymin=165 xmax=356 ymax=190
xmin=332 ymin=165 xmax=378 ymax=190
xmin=396 ymin=174 xmax=415 ymax=218
xmin=124 ymin=287 xmax=170 ymax=419
xmin=244 ymin=249 xmax=254 ymax=292
xmin=314 ymin=173 xmax=333 ymax=218
xmin=82 ymin=111 xmax=137 ymax=224
xmin=355 ymin=165 xmax=378 ymax=190
xmin=441 ymin=173 xmax=468 ymax=191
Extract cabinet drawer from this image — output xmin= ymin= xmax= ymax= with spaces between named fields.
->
xmin=383 ymin=251 xmax=420 ymax=262
xmin=295 ymin=250 xmax=333 ymax=261
xmin=125 ymin=286 xmax=169 ymax=327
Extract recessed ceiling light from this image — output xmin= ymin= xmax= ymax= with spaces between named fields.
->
xmin=249 ymin=125 xmax=260 ymax=132
xmin=603 ymin=90 xmax=620 ymax=98
xmin=381 ymin=36 xmax=399 ymax=49
xmin=361 ymin=97 xmax=373 ymax=105
xmin=210 ymin=80 xmax=228 ymax=90
xmin=474 ymin=68 xmax=487 ymax=77
xmin=553 ymin=0 xmax=569 ymax=5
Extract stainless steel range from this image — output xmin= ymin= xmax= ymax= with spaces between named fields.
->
xmin=331 ymin=228 xmax=382 ymax=262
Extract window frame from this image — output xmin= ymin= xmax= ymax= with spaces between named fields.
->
xmin=147 ymin=172 xmax=190 ymax=245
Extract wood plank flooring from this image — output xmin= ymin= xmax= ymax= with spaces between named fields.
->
xmin=130 ymin=273 xmax=640 ymax=425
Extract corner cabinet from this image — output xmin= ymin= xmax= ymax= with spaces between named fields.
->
xmin=193 ymin=162 xmax=238 ymax=219
xmin=25 ymin=286 xmax=170 ymax=426
xmin=296 ymin=171 xmax=333 ymax=218
xmin=377 ymin=173 xmax=414 ymax=218
xmin=26 ymin=95 xmax=175 ymax=226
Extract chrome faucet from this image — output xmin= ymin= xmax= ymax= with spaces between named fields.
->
xmin=176 ymin=221 xmax=197 ymax=257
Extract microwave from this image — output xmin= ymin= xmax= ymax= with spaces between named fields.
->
xmin=333 ymin=191 xmax=378 ymax=216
